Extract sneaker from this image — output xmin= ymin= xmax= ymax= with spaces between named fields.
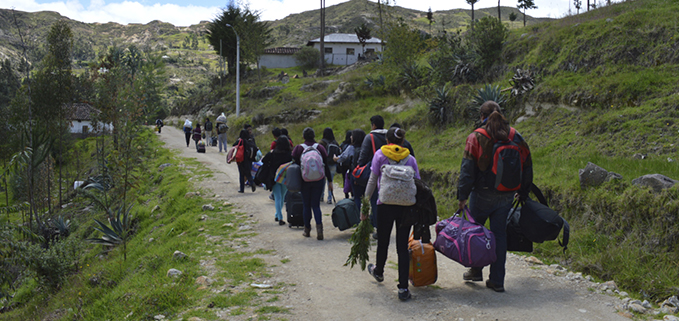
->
xmin=237 ymin=190 xmax=244 ymax=193
xmin=463 ymin=268 xmax=483 ymax=282
xmin=327 ymin=198 xmax=333 ymax=204
xmin=398 ymin=288 xmax=411 ymax=301
xmin=275 ymin=217 xmax=279 ymax=222
xmin=278 ymin=220 xmax=286 ymax=226
xmin=486 ymin=279 xmax=505 ymax=292
xmin=367 ymin=264 xmax=384 ymax=282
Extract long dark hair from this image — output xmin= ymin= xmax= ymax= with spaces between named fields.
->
xmin=342 ymin=130 xmax=352 ymax=145
xmin=480 ymin=101 xmax=502 ymax=119
xmin=274 ymin=135 xmax=291 ymax=152
xmin=351 ymin=129 xmax=366 ymax=148
xmin=239 ymin=129 xmax=249 ymax=140
xmin=322 ymin=127 xmax=335 ymax=142
xmin=486 ymin=111 xmax=509 ymax=141
xmin=386 ymin=127 xmax=405 ymax=146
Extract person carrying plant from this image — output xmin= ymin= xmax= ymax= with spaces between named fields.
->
xmin=457 ymin=101 xmax=533 ymax=292
xmin=363 ymin=127 xmax=421 ymax=301
xmin=356 ymin=115 xmax=388 ymax=238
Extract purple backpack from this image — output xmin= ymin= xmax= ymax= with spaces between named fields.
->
xmin=433 ymin=207 xmax=496 ymax=268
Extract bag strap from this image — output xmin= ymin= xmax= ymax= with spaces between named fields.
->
xmin=559 ymin=218 xmax=570 ymax=253
xmin=454 ymin=206 xmax=477 ymax=224
xmin=530 ymin=183 xmax=549 ymax=206
xmin=370 ymin=134 xmax=376 ymax=154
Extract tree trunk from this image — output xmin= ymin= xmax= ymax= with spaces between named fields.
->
xmin=523 ymin=9 xmax=527 ymax=26
xmin=471 ymin=4 xmax=475 ymax=33
xmin=498 ymin=0 xmax=501 ymax=21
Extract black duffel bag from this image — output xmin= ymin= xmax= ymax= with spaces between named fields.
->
xmin=507 ymin=184 xmax=569 ymax=253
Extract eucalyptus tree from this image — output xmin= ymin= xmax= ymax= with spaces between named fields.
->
xmin=467 ymin=0 xmax=479 ymax=33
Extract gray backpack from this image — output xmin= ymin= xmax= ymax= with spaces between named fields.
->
xmin=378 ymin=156 xmax=416 ymax=206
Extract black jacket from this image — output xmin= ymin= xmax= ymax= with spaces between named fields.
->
xmin=261 ymin=151 xmax=292 ymax=190
xmin=357 ymin=129 xmax=388 ymax=166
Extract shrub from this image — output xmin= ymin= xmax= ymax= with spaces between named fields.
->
xmin=25 ymin=237 xmax=83 ymax=290
xmin=294 ymin=47 xmax=320 ymax=70
xmin=469 ymin=16 xmax=508 ymax=74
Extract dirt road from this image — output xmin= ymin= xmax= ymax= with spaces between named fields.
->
xmin=158 ymin=126 xmax=628 ymax=321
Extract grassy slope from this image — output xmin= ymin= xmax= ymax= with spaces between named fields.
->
xmin=1 ymin=132 xmax=289 ymax=320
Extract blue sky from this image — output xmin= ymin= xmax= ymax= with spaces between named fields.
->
xmin=2 ymin=0 xmax=611 ymax=26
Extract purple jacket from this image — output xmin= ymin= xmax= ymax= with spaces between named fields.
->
xmin=370 ymin=150 xmax=421 ymax=205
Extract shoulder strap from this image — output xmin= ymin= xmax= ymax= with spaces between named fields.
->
xmin=370 ymin=134 xmax=376 ymax=153
xmin=508 ymin=127 xmax=516 ymax=141
xmin=530 ymin=183 xmax=548 ymax=206
xmin=474 ymin=128 xmax=491 ymax=140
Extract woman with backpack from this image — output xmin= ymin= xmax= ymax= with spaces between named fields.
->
xmin=319 ymin=127 xmax=340 ymax=204
xmin=348 ymin=129 xmax=366 ymax=213
xmin=364 ymin=127 xmax=420 ymax=301
xmin=261 ymin=135 xmax=292 ymax=225
xmin=334 ymin=130 xmax=355 ymax=199
xmin=457 ymin=101 xmax=533 ymax=293
xmin=291 ymin=127 xmax=332 ymax=240
xmin=192 ymin=123 xmax=202 ymax=150
xmin=234 ymin=129 xmax=257 ymax=193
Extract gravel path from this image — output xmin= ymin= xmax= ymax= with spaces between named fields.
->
xmin=158 ymin=126 xmax=629 ymax=321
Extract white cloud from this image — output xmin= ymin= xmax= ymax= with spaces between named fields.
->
xmin=2 ymin=0 xmax=614 ymax=26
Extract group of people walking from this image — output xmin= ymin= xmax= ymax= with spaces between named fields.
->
xmin=167 ymin=102 xmax=532 ymax=302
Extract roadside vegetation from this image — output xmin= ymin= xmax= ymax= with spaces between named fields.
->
xmin=1 ymin=0 xmax=679 ymax=318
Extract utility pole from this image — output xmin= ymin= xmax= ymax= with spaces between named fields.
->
xmin=226 ymin=24 xmax=240 ymax=117
xmin=319 ymin=0 xmax=326 ymax=70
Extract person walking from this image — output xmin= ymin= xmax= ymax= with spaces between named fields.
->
xmin=364 ymin=127 xmax=421 ymax=301
xmin=234 ymin=129 xmax=257 ymax=193
xmin=348 ymin=129 xmax=366 ymax=209
xmin=204 ymin=118 xmax=213 ymax=147
xmin=183 ymin=120 xmax=193 ymax=147
xmin=457 ymin=101 xmax=533 ymax=292
xmin=319 ymin=127 xmax=340 ymax=204
xmin=357 ymin=115 xmax=388 ymax=237
xmin=192 ymin=123 xmax=202 ymax=150
xmin=291 ymin=127 xmax=332 ymax=240
xmin=155 ymin=118 xmax=163 ymax=133
xmin=215 ymin=113 xmax=228 ymax=152
xmin=334 ymin=130 xmax=355 ymax=199
xmin=261 ymin=135 xmax=293 ymax=225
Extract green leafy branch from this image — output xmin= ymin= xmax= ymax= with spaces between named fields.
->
xmin=345 ymin=197 xmax=374 ymax=270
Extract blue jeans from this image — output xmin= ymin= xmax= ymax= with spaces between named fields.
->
xmin=273 ymin=183 xmax=288 ymax=221
xmin=301 ymin=179 xmax=325 ymax=228
xmin=468 ymin=190 xmax=514 ymax=286
xmin=218 ymin=133 xmax=228 ymax=152
xmin=375 ymin=204 xmax=411 ymax=290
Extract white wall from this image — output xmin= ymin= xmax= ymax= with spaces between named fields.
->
xmin=69 ymin=120 xmax=112 ymax=134
xmin=311 ymin=43 xmax=382 ymax=65
xmin=259 ymin=54 xmax=298 ymax=69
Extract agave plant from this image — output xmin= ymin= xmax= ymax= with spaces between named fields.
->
xmin=400 ymin=62 xmax=424 ymax=91
xmin=51 ymin=216 xmax=71 ymax=239
xmin=472 ymin=84 xmax=507 ymax=108
xmin=87 ymin=205 xmax=134 ymax=261
xmin=364 ymin=75 xmax=386 ymax=89
xmin=429 ymin=85 xmax=451 ymax=125
xmin=509 ymin=68 xmax=535 ymax=97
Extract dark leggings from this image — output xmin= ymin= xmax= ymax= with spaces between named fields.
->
xmin=237 ymin=160 xmax=253 ymax=192
xmin=184 ymin=132 xmax=191 ymax=146
xmin=374 ymin=203 xmax=411 ymax=290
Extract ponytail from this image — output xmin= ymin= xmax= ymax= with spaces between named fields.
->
xmin=486 ymin=111 xmax=509 ymax=141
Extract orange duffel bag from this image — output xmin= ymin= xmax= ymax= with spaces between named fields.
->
xmin=408 ymin=233 xmax=437 ymax=287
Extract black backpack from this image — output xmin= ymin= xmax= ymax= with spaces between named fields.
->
xmin=205 ymin=121 xmax=213 ymax=131
xmin=403 ymin=179 xmax=438 ymax=243
xmin=326 ymin=142 xmax=341 ymax=165
xmin=245 ymin=138 xmax=258 ymax=161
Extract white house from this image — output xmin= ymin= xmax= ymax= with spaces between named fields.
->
xmin=67 ymin=103 xmax=112 ymax=136
xmin=307 ymin=33 xmax=383 ymax=66
xmin=258 ymin=47 xmax=301 ymax=69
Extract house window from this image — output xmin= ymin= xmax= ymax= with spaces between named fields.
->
xmin=365 ymin=48 xmax=375 ymax=54
xmin=82 ymin=126 xmax=89 ymax=135
xmin=324 ymin=47 xmax=333 ymax=54
xmin=346 ymin=48 xmax=355 ymax=55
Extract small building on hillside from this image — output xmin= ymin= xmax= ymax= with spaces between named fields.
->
xmin=307 ymin=33 xmax=383 ymax=66
xmin=258 ymin=47 xmax=301 ymax=69
xmin=66 ymin=103 xmax=112 ymax=136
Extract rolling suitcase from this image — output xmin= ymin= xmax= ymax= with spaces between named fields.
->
xmin=409 ymin=234 xmax=437 ymax=287
xmin=197 ymin=141 xmax=206 ymax=153
xmin=286 ymin=191 xmax=304 ymax=228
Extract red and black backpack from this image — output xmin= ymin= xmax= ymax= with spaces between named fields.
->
xmin=474 ymin=127 xmax=524 ymax=192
